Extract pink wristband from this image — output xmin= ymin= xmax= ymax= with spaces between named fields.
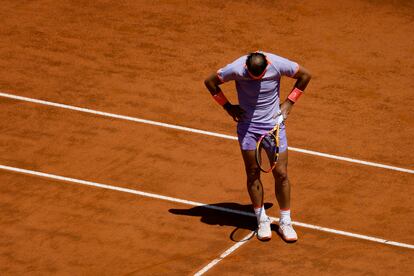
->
xmin=288 ymin=87 xmax=303 ymax=103
xmin=212 ymin=91 xmax=229 ymax=106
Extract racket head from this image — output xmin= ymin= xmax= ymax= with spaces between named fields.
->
xmin=255 ymin=129 xmax=280 ymax=173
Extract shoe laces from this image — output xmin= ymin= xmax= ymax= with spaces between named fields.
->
xmin=280 ymin=222 xmax=295 ymax=233
xmin=258 ymin=217 xmax=271 ymax=227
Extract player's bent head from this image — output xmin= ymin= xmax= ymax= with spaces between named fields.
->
xmin=246 ymin=52 xmax=268 ymax=79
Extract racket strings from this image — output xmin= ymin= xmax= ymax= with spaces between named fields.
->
xmin=256 ymin=125 xmax=280 ymax=173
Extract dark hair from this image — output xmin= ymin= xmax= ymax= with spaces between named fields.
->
xmin=246 ymin=52 xmax=268 ymax=76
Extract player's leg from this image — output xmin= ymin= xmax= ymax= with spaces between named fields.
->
xmin=241 ymin=150 xmax=263 ymax=208
xmin=241 ymin=149 xmax=272 ymax=240
xmin=272 ymin=150 xmax=290 ymax=210
xmin=272 ymin=126 xmax=297 ymax=242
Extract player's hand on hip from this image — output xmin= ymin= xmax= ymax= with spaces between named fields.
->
xmin=280 ymin=100 xmax=294 ymax=122
xmin=273 ymin=111 xmax=284 ymax=124
xmin=224 ymin=104 xmax=245 ymax=122
xmin=275 ymin=113 xmax=284 ymax=125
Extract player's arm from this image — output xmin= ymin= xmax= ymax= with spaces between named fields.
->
xmin=292 ymin=65 xmax=312 ymax=91
xmin=204 ymin=73 xmax=245 ymax=122
xmin=280 ymin=65 xmax=312 ymax=120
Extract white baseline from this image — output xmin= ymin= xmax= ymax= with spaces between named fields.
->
xmin=0 ymin=91 xmax=412 ymax=174
xmin=0 ymin=164 xmax=413 ymax=250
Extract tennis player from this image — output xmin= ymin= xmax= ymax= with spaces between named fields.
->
xmin=204 ymin=51 xmax=311 ymax=241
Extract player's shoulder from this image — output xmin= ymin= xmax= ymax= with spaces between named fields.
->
xmin=221 ymin=55 xmax=247 ymax=73
xmin=263 ymin=52 xmax=288 ymax=63
xmin=231 ymin=55 xmax=248 ymax=67
xmin=265 ymin=52 xmax=297 ymax=70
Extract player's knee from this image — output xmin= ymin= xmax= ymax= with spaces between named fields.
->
xmin=245 ymin=166 xmax=260 ymax=181
xmin=274 ymin=167 xmax=288 ymax=182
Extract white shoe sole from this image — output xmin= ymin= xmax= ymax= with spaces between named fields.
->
xmin=257 ymin=234 xmax=272 ymax=241
xmin=278 ymin=227 xmax=298 ymax=242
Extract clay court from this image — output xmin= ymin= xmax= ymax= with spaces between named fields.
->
xmin=0 ymin=0 xmax=413 ymax=275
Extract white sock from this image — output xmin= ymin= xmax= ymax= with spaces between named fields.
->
xmin=254 ymin=206 xmax=267 ymax=223
xmin=280 ymin=209 xmax=291 ymax=225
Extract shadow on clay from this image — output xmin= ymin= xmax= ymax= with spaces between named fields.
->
xmin=168 ymin=202 xmax=297 ymax=243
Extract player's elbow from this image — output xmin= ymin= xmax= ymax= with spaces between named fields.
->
xmin=306 ymin=70 xmax=312 ymax=79
xmin=204 ymin=78 xmax=211 ymax=88
xmin=303 ymin=69 xmax=312 ymax=81
xmin=301 ymin=70 xmax=312 ymax=84
xmin=295 ymin=66 xmax=312 ymax=83
xmin=204 ymin=74 xmax=219 ymax=90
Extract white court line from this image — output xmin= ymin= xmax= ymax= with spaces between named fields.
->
xmin=194 ymin=231 xmax=255 ymax=276
xmin=0 ymin=91 xmax=413 ymax=174
xmin=0 ymin=164 xmax=413 ymax=250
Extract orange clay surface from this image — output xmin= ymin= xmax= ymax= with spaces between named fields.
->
xmin=0 ymin=0 xmax=413 ymax=275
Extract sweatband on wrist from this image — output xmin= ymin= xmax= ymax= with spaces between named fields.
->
xmin=212 ymin=91 xmax=229 ymax=106
xmin=288 ymin=87 xmax=303 ymax=103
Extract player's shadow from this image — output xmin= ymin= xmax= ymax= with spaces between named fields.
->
xmin=169 ymin=202 xmax=278 ymax=241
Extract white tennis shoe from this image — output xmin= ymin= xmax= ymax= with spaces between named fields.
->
xmin=257 ymin=216 xmax=272 ymax=241
xmin=278 ymin=221 xmax=298 ymax=242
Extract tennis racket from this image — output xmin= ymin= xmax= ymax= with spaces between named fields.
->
xmin=255 ymin=124 xmax=280 ymax=173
